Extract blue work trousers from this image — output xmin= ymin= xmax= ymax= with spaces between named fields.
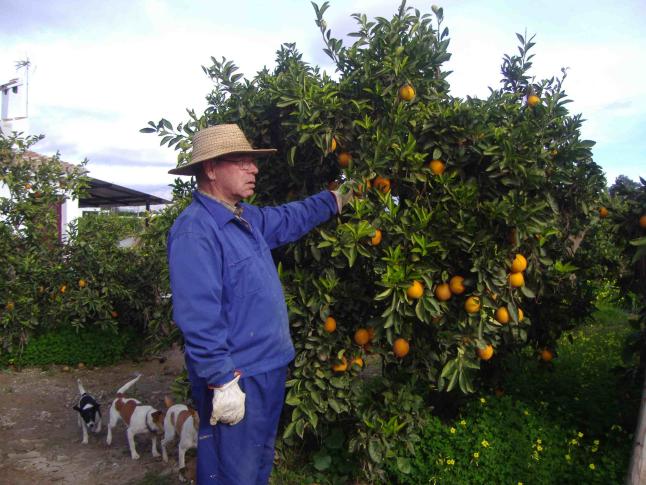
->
xmin=192 ymin=366 xmax=287 ymax=484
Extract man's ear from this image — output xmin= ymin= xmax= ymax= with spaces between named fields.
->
xmin=203 ymin=160 xmax=217 ymax=181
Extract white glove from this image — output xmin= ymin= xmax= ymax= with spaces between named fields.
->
xmin=331 ymin=179 xmax=355 ymax=213
xmin=210 ymin=375 xmax=246 ymax=426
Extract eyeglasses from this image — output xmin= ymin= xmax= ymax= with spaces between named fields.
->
xmin=219 ymin=158 xmax=258 ymax=171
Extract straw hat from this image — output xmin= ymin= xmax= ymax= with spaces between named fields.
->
xmin=168 ymin=124 xmax=277 ymax=175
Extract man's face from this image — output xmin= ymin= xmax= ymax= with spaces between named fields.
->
xmin=204 ymin=156 xmax=259 ymax=204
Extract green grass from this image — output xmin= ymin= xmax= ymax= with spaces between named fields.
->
xmin=272 ymin=304 xmax=641 ymax=484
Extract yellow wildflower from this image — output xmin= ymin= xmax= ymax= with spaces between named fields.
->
xmin=447 ymin=459 xmax=455 ymax=466
xmin=481 ymin=440 xmax=490 ymax=448
xmin=450 ymin=427 xmax=456 ymax=434
xmin=473 ymin=452 xmax=480 ymax=459
xmin=578 ymin=432 xmax=584 ymax=438
xmin=589 ymin=463 xmax=596 ymax=470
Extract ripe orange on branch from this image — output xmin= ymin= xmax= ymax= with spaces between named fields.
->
xmin=78 ymin=279 xmax=87 ymax=288
xmin=370 ymin=229 xmax=382 ymax=246
xmin=329 ymin=137 xmax=337 ymax=153
xmin=509 ymin=272 xmax=525 ymax=288
xmin=434 ymin=283 xmax=452 ymax=301
xmin=477 ymin=344 xmax=494 ymax=361
xmin=449 ymin=275 xmax=465 ymax=295
xmin=540 ymin=349 xmax=554 ymax=362
xmin=373 ymin=176 xmax=391 ymax=193
xmin=398 ymin=83 xmax=416 ymax=101
xmin=354 ymin=328 xmax=370 ymax=346
xmin=428 ymin=159 xmax=445 ymax=175
xmin=518 ymin=308 xmax=524 ymax=321
xmin=510 ymin=254 xmax=527 ymax=273
xmin=337 ymin=152 xmax=352 ymax=168
xmin=464 ymin=296 xmax=481 ymax=314
xmin=639 ymin=214 xmax=646 ymax=228
xmin=324 ymin=316 xmax=337 ymax=333
xmin=598 ymin=207 xmax=609 ymax=218
xmin=406 ymin=280 xmax=424 ymax=299
xmin=494 ymin=307 xmax=510 ymax=324
xmin=393 ymin=338 xmax=410 ymax=358
xmin=332 ymin=357 xmax=348 ymax=372
xmin=527 ymin=94 xmax=540 ymax=107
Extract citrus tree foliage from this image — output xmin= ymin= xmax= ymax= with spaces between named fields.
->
xmin=0 ymin=129 xmax=163 ymax=358
xmin=145 ymin=2 xmax=607 ymax=478
xmin=606 ymin=177 xmax=646 ymax=377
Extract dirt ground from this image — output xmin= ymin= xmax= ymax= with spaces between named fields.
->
xmin=0 ymin=346 xmax=194 ymax=485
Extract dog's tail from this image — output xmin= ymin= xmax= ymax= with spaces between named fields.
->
xmin=115 ymin=374 xmax=141 ymax=397
xmin=77 ymin=378 xmax=86 ymax=396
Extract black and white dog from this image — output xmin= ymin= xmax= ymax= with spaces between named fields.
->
xmin=73 ymin=378 xmax=102 ymax=444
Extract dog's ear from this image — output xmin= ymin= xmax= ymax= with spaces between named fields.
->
xmin=152 ymin=410 xmax=164 ymax=424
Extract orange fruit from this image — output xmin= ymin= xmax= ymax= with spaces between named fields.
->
xmin=324 ymin=316 xmax=337 ymax=333
xmin=370 ymin=229 xmax=382 ymax=246
xmin=477 ymin=344 xmax=494 ymax=361
xmin=494 ymin=307 xmax=510 ymax=324
xmin=393 ymin=338 xmax=410 ymax=358
xmin=354 ymin=178 xmax=372 ymax=195
xmin=509 ymin=272 xmax=525 ymax=288
xmin=398 ymin=84 xmax=415 ymax=101
xmin=428 ymin=159 xmax=445 ymax=175
xmin=354 ymin=328 xmax=370 ymax=346
xmin=78 ymin=279 xmax=87 ymax=288
xmin=337 ymin=152 xmax=352 ymax=168
xmin=406 ymin=280 xmax=424 ymax=299
xmin=449 ymin=275 xmax=465 ymax=295
xmin=351 ymin=356 xmax=364 ymax=368
xmin=640 ymin=215 xmax=646 ymax=228
xmin=434 ymin=283 xmax=452 ymax=301
xmin=511 ymin=254 xmax=527 ymax=273
xmin=527 ymin=94 xmax=540 ymax=107
xmin=518 ymin=308 xmax=524 ymax=321
xmin=540 ymin=349 xmax=554 ymax=362
xmin=5 ymin=301 xmax=15 ymax=312
xmin=332 ymin=356 xmax=348 ymax=372
xmin=464 ymin=296 xmax=481 ymax=314
xmin=60 ymin=284 xmax=67 ymax=294
xmin=373 ymin=176 xmax=391 ymax=193
xmin=598 ymin=207 xmax=608 ymax=218
xmin=329 ymin=137 xmax=337 ymax=153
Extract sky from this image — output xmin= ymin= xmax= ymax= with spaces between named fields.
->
xmin=1 ymin=0 xmax=645 ymax=203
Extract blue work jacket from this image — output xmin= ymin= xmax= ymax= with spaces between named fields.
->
xmin=168 ymin=190 xmax=337 ymax=387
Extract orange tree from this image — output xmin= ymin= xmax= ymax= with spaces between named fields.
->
xmin=606 ymin=176 xmax=646 ymax=377
xmin=146 ymin=2 xmax=608 ymax=478
xmin=0 ymin=129 xmax=156 ymax=363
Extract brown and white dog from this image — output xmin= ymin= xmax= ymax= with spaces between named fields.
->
xmin=105 ymin=374 xmax=164 ymax=460
xmin=161 ymin=396 xmax=199 ymax=473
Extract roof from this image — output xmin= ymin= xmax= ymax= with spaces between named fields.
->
xmin=81 ymin=179 xmax=170 ymax=208
xmin=19 ymin=150 xmax=170 ymax=208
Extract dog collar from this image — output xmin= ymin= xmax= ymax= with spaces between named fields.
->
xmin=145 ymin=410 xmax=156 ymax=434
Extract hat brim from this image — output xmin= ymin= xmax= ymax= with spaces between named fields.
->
xmin=168 ymin=148 xmax=277 ymax=176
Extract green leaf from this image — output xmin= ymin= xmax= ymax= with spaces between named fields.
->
xmin=368 ymin=439 xmax=383 ymax=463
xmin=313 ymin=451 xmax=332 ymax=471
xmin=397 ymin=457 xmax=411 ymax=474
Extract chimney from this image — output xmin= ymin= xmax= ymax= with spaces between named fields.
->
xmin=1 ymin=77 xmax=28 ymax=133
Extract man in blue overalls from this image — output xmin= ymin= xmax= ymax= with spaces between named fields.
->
xmin=167 ymin=124 xmax=352 ymax=484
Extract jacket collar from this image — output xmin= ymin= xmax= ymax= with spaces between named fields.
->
xmin=193 ymin=191 xmax=238 ymax=229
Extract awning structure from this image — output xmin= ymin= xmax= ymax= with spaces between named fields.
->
xmin=20 ymin=150 xmax=171 ymax=209
xmin=80 ymin=178 xmax=170 ymax=209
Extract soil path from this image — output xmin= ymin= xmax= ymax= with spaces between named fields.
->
xmin=0 ymin=346 xmax=192 ymax=485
